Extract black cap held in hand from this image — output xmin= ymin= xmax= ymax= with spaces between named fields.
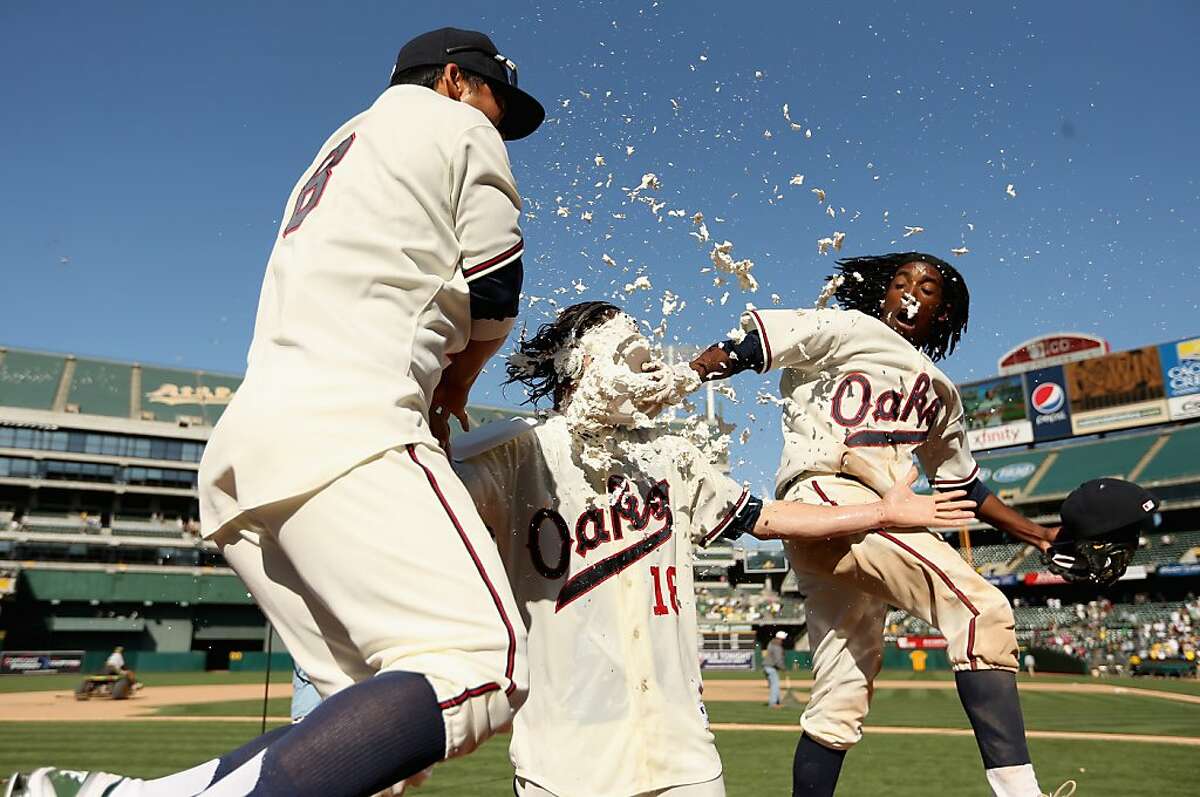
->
xmin=391 ymin=27 xmax=545 ymax=141
xmin=1060 ymin=478 xmax=1158 ymax=542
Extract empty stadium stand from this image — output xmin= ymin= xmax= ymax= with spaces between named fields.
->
xmin=1136 ymin=424 xmax=1200 ymax=486
xmin=1029 ymin=433 xmax=1160 ymax=498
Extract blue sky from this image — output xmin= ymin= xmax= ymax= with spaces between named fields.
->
xmin=2 ymin=1 xmax=1197 ymax=494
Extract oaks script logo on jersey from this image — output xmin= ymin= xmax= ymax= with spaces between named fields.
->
xmin=831 ymin=372 xmax=942 ymax=447
xmin=1030 ymin=382 xmax=1067 ymax=425
xmin=528 ymin=476 xmax=674 ymax=613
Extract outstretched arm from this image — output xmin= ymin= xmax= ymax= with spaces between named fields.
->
xmin=690 ymin=332 xmax=765 ymax=382
xmin=976 ymin=494 xmax=1059 ymax=553
xmin=751 ymin=467 xmax=976 ymax=541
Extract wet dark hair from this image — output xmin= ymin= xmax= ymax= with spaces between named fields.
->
xmin=505 ymin=301 xmax=622 ymax=409
xmin=389 ymin=64 xmax=488 ymax=91
xmin=827 ymin=252 xmax=970 ymax=361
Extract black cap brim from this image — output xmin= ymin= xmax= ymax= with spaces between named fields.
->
xmin=494 ymin=83 xmax=545 ymax=141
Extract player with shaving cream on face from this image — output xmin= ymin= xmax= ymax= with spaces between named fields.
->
xmin=691 ymin=254 xmax=1069 ymax=797
xmin=452 ymin=301 xmax=976 ymax=797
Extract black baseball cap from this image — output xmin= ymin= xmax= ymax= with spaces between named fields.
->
xmin=1060 ymin=478 xmax=1158 ymax=542
xmin=391 ymin=27 xmax=545 ymax=141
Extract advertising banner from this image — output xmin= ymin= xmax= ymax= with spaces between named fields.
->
xmin=1159 ymin=337 xmax=1200 ymax=421
xmin=985 ymin=574 xmax=1020 ymax=586
xmin=698 ymin=650 xmax=756 ymax=670
xmin=1158 ymin=563 xmax=1200 ymax=577
xmin=960 ymin=375 xmax=1033 ymax=450
xmin=1065 ymin=346 xmax=1169 ymax=435
xmin=895 ymin=636 xmax=949 ymax=650
xmin=1022 ymin=572 xmax=1067 ymax=586
xmin=0 ymin=650 xmax=85 ymax=675
xmin=1023 ymin=365 xmax=1073 ymax=441
xmin=998 ymin=333 xmax=1109 ymax=375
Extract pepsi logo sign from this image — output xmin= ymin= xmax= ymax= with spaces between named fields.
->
xmin=1031 ymin=383 xmax=1065 ymax=414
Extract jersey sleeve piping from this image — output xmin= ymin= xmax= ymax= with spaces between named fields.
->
xmin=745 ymin=310 xmax=774 ymax=372
xmin=930 ymin=464 xmax=980 ymax=488
xmin=463 ymin=239 xmax=524 ymax=282
xmin=700 ymin=488 xmax=751 ymax=546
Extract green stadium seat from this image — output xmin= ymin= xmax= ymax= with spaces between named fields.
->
xmin=960 ymin=542 xmax=1030 ymax=574
xmin=66 ymin=358 xmax=133 ymax=418
xmin=1028 ymin=434 xmax=1159 ymax=498
xmin=1130 ymin=529 xmax=1200 ymax=566
xmin=1136 ymin=425 xmax=1200 ymax=485
xmin=0 ymin=350 xmax=67 ymax=410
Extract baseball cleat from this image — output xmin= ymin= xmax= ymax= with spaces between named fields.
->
xmin=22 ymin=769 xmax=129 ymax=797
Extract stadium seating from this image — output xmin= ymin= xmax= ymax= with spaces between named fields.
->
xmin=110 ymin=517 xmax=189 ymax=540
xmin=0 ymin=349 xmax=67 ymax=411
xmin=1013 ymin=605 xmax=1081 ymax=629
xmin=973 ymin=449 xmax=1051 ymax=498
xmin=696 ymin=585 xmax=805 ymax=622
xmin=1028 ymin=434 xmax=1159 ymax=498
xmin=1130 ymin=530 xmax=1200 ymax=566
xmin=1136 ymin=424 xmax=1200 ymax=486
xmin=961 ymin=542 xmax=1028 ymax=574
xmin=19 ymin=513 xmax=92 ymax=535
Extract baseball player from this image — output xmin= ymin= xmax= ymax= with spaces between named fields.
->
xmin=13 ymin=28 xmax=545 ymax=797
xmin=690 ymin=254 xmax=1063 ymax=797
xmin=453 ymin=301 xmax=976 ymax=797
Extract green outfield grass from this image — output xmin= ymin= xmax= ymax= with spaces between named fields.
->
xmin=709 ymin=690 xmax=1200 ymax=736
xmin=2 ymin=670 xmax=1198 ymax=796
xmin=1 ymin=723 xmax=1194 ymax=796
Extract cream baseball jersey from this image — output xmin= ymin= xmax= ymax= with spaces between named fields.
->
xmin=200 ymin=85 xmax=523 ymax=536
xmin=454 ymin=418 xmax=751 ymax=797
xmin=741 ymin=308 xmax=979 ymax=498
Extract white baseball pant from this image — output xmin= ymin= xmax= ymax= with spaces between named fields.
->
xmin=214 ymin=443 xmax=528 ymax=759
xmin=783 ymin=473 xmax=1018 ymax=749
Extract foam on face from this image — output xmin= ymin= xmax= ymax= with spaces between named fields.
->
xmin=554 ymin=313 xmax=701 ymax=469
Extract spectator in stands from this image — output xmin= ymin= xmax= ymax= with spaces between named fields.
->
xmin=764 ymin=631 xmax=787 ymax=708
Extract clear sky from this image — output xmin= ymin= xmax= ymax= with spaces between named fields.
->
xmin=2 ymin=1 xmax=1197 ymax=495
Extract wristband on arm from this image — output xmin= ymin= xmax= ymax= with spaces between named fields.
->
xmin=716 ymin=330 xmax=765 ymax=375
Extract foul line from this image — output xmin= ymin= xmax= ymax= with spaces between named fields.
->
xmin=709 ymin=723 xmax=1200 ymax=747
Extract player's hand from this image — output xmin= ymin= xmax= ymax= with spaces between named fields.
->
xmin=882 ymin=467 xmax=976 ymax=529
xmin=689 ymin=345 xmax=733 ymax=382
xmin=429 ymin=379 xmax=471 ymax=456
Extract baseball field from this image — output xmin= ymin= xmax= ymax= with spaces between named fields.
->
xmin=1 ymin=669 xmax=1197 ymax=796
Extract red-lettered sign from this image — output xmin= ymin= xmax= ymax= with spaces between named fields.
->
xmin=895 ymin=636 xmax=949 ymax=649
xmin=999 ymin=334 xmax=1109 ymax=375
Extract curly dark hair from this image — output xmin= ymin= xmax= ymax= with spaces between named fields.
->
xmin=505 ymin=301 xmax=623 ymax=409
xmin=827 ymin=252 xmax=970 ymax=361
